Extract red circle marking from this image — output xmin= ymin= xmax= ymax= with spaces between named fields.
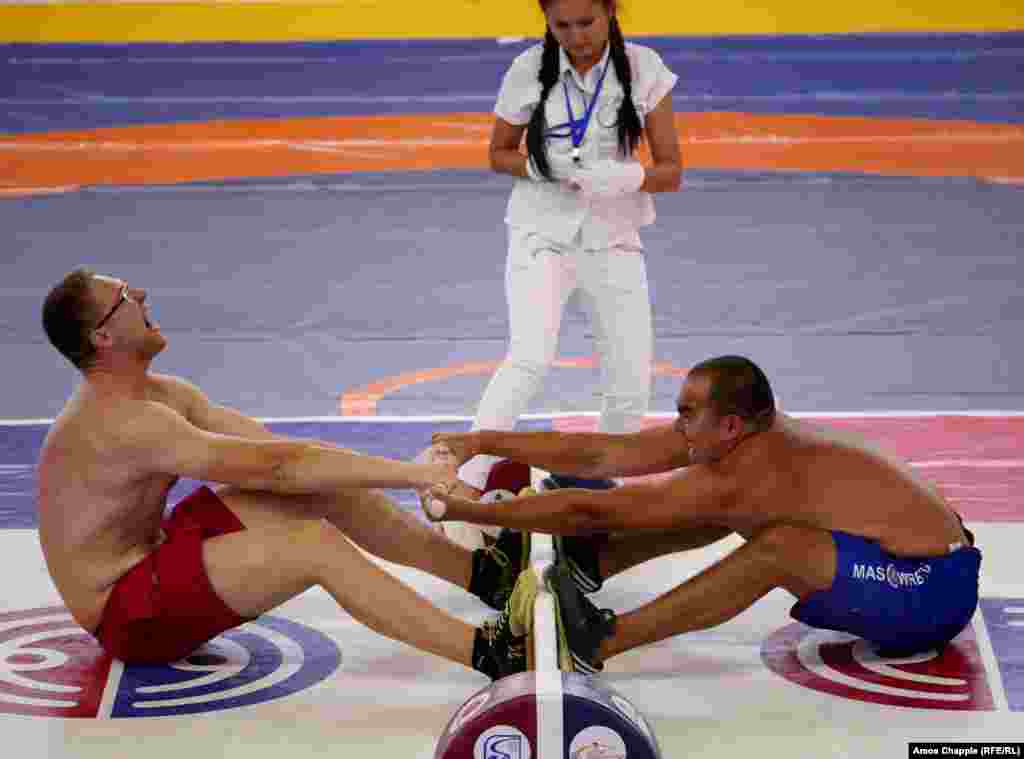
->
xmin=337 ymin=356 xmax=689 ymax=415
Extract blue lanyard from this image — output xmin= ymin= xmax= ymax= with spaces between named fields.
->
xmin=544 ymin=56 xmax=611 ymax=164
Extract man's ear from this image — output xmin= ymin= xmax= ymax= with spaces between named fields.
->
xmin=89 ymin=328 xmax=112 ymax=351
xmin=722 ymin=414 xmax=745 ymax=440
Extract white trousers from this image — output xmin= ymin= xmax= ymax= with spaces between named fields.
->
xmin=459 ymin=226 xmax=653 ymax=489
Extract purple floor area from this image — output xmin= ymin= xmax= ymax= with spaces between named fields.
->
xmin=3 ymin=169 xmax=1022 ymax=420
xmin=2 ymin=35 xmax=1021 ymax=420
xmin=2 ymin=33 xmax=1022 ymax=133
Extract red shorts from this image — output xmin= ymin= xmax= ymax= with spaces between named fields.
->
xmin=96 ymin=486 xmax=248 ymax=663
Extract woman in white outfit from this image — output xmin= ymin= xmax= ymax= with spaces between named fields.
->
xmin=447 ymin=0 xmax=682 ymax=548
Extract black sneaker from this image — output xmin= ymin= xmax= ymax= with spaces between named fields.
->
xmin=541 ymin=474 xmax=618 ymax=491
xmin=473 ymin=617 xmax=527 ymax=681
xmin=472 ymin=575 xmax=533 ymax=680
xmin=470 ymin=529 xmax=531 ymax=611
xmin=541 ymin=475 xmax=614 ymax=594
xmin=545 ymin=563 xmax=616 ymax=675
xmin=555 ymin=533 xmax=606 ymax=594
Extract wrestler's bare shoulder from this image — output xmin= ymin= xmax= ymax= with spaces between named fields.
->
xmin=753 ymin=414 xmax=899 ymax=466
xmin=733 ymin=415 xmax=931 ymax=500
xmin=146 ymin=373 xmax=205 ymax=409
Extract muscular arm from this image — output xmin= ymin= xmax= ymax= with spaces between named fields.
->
xmin=188 ymin=392 xmax=280 ymax=441
xmin=156 ymin=374 xmax=279 ymax=440
xmin=436 ymin=422 xmax=690 ymax=479
xmin=428 ymin=464 xmax=732 ymax=534
xmin=120 ymin=401 xmax=446 ymax=494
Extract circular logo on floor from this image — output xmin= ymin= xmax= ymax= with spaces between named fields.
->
xmin=761 ymin=622 xmax=993 ymax=710
xmin=474 ymin=724 xmax=532 ymax=759
xmin=0 ymin=605 xmax=341 ymax=718
xmin=569 ymin=725 xmax=627 ymax=759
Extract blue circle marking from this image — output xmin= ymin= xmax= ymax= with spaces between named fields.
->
xmin=110 ymin=615 xmax=342 ymax=718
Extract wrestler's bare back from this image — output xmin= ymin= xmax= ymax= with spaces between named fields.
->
xmin=36 ymin=375 xmax=191 ymax=634
xmin=709 ymin=414 xmax=968 ymax=556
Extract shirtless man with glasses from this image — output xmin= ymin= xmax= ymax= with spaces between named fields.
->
xmin=35 ymin=268 xmax=536 ymax=680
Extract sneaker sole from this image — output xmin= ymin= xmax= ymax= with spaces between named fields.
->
xmin=545 ymin=564 xmax=601 ymax=675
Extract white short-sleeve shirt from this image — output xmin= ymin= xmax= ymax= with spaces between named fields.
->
xmin=494 ymin=41 xmax=678 ymax=248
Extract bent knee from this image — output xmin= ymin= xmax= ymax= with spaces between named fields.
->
xmin=284 ymin=520 xmax=355 ymax=576
xmin=750 ymin=524 xmax=823 ymax=553
xmin=293 ymin=518 xmax=340 ymax=546
xmin=748 ymin=524 xmax=837 ymax=592
xmin=271 ymin=518 xmax=338 ymax=561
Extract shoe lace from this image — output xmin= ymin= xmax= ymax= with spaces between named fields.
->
xmin=482 ymin=543 xmax=511 ymax=571
xmin=484 ymin=591 xmax=516 ymax=639
xmin=481 ymin=610 xmax=526 ymax=667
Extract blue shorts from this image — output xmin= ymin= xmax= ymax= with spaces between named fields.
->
xmin=790 ymin=531 xmax=981 ymax=655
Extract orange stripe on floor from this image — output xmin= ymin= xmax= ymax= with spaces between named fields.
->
xmin=338 ymin=357 xmax=689 ymax=415
xmin=2 ymin=112 xmax=1022 ymax=196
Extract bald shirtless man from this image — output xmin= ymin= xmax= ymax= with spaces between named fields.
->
xmin=36 ymin=268 xmax=537 ymax=680
xmin=425 ymin=355 xmax=981 ymax=671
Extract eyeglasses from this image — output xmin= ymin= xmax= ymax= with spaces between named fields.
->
xmin=94 ymin=284 xmax=130 ymax=331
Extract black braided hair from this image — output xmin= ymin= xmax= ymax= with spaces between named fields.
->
xmin=607 ymin=16 xmax=643 ymax=157
xmin=525 ymin=5 xmax=644 ymax=179
xmin=525 ymin=28 xmax=561 ymax=181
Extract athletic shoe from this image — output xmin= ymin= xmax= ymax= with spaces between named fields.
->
xmin=545 ymin=563 xmax=616 ymax=675
xmin=541 ymin=474 xmax=615 ymax=594
xmin=470 ymin=528 xmax=531 ymax=611
xmin=555 ymin=533 xmax=606 ymax=594
xmin=472 ymin=571 xmax=536 ymax=680
xmin=541 ymin=473 xmax=618 ymax=491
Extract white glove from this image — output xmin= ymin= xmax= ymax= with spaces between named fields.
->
xmin=571 ymin=159 xmax=646 ymax=198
